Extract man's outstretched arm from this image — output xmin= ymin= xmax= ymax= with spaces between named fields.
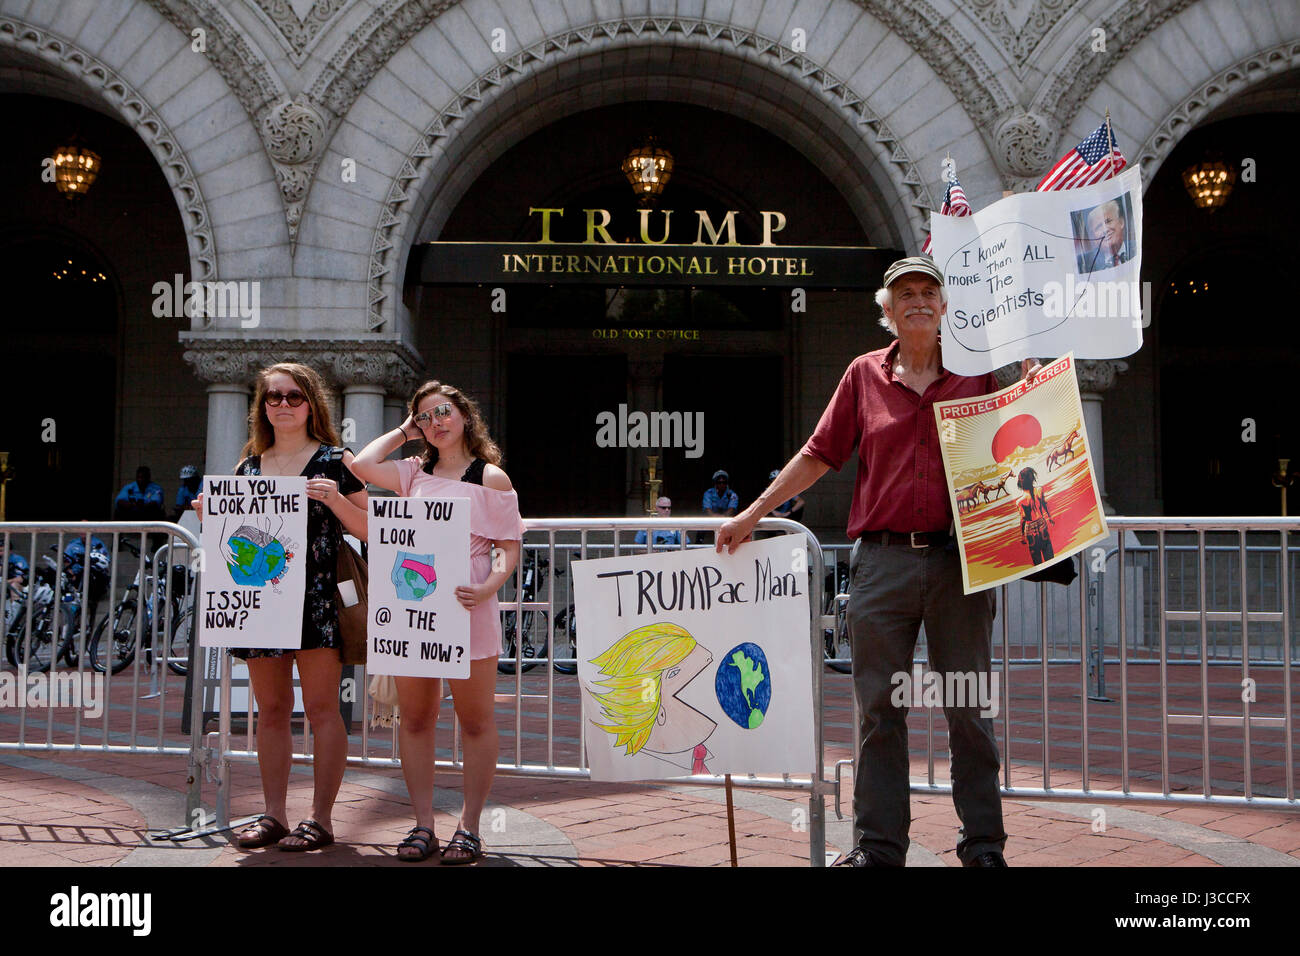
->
xmin=716 ymin=453 xmax=830 ymax=553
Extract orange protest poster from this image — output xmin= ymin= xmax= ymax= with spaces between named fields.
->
xmin=935 ymin=352 xmax=1107 ymax=594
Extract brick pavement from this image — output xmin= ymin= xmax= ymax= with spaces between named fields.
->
xmin=1 ymin=667 xmax=1297 ymax=867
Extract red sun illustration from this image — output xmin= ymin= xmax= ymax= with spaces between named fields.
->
xmin=991 ymin=414 xmax=1042 ymax=463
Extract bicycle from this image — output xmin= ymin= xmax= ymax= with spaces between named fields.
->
xmin=498 ymin=550 xmax=549 ymax=674
xmin=822 ymin=560 xmax=852 ymax=674
xmin=88 ymin=539 xmax=194 ymax=676
xmin=549 ymin=554 xmax=581 ymax=674
xmin=4 ymin=554 xmax=55 ymax=670
xmin=498 ymin=550 xmax=587 ymax=675
xmin=551 ymin=601 xmax=579 ymax=675
xmin=5 ymin=548 xmax=105 ymax=673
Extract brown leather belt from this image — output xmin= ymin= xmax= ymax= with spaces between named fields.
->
xmin=859 ymin=530 xmax=951 ymax=548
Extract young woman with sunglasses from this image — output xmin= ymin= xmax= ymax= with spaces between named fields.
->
xmin=193 ymin=363 xmax=368 ymax=851
xmin=352 ymin=381 xmax=522 ymax=864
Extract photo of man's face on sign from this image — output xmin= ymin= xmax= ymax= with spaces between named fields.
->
xmin=1070 ymin=194 xmax=1135 ymax=275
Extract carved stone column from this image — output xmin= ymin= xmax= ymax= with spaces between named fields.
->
xmin=341 ymin=385 xmax=385 ymax=452
xmin=327 ymin=348 xmax=420 ymax=452
xmin=180 ymin=347 xmax=259 ymax=476
xmin=384 ymin=397 xmax=406 ymax=435
xmin=205 ymin=384 xmax=252 ymax=474
xmin=1076 ymin=359 xmax=1128 ymax=513
xmin=181 ymin=333 xmax=423 ymax=473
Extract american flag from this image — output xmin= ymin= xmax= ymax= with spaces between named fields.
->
xmin=921 ymin=177 xmax=972 ymax=255
xmin=1036 ymin=122 xmax=1127 ymax=191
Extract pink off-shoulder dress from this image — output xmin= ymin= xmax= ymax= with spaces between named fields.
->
xmin=392 ymin=456 xmax=525 ymax=661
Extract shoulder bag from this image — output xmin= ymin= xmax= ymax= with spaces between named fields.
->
xmin=330 ymin=447 xmax=370 ymax=665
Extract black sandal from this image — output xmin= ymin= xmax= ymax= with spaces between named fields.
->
xmin=441 ymin=828 xmax=483 ymax=865
xmin=277 ymin=818 xmax=335 ymax=852
xmin=397 ymin=825 xmax=439 ymax=862
xmin=236 ymin=815 xmax=289 ymax=849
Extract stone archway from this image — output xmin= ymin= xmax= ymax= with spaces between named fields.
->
xmin=1135 ymin=41 xmax=1300 ymax=184
xmin=0 ymin=17 xmax=218 ymax=282
xmin=358 ymin=17 xmax=967 ymax=335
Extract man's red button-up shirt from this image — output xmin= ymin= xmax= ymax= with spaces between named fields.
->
xmin=801 ymin=342 xmax=997 ymax=540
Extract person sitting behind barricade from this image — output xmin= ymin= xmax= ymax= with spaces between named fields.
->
xmin=114 ymin=467 xmax=165 ymax=522
xmin=702 ymin=470 xmax=738 ymax=516
xmin=634 ymin=497 xmax=685 ymax=547
xmin=766 ymin=470 xmax=806 ymax=523
xmin=173 ymin=465 xmax=201 ymax=521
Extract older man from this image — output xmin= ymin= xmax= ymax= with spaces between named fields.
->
xmin=635 ymin=497 xmax=684 ymax=546
xmin=1079 ymin=199 xmax=1131 ymax=271
xmin=718 ymin=257 xmax=1037 ymax=867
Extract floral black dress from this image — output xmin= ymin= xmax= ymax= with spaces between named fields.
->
xmin=230 ymin=444 xmax=365 ymax=659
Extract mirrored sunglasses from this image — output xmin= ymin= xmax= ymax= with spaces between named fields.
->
xmin=413 ymin=402 xmax=454 ymax=427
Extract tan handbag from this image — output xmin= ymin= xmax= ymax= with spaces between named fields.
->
xmin=367 ymin=672 xmax=400 ymax=727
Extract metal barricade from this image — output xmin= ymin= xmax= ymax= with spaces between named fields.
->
xmin=202 ymin=517 xmax=832 ymax=864
xmin=10 ymin=515 xmax=1295 ymax=858
xmin=0 ymin=522 xmax=202 ymax=829
xmin=830 ymin=517 xmax=1297 ymax=820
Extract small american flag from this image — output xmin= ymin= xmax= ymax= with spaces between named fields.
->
xmin=1036 ymin=122 xmax=1127 ymax=191
xmin=921 ymin=177 xmax=972 ymax=255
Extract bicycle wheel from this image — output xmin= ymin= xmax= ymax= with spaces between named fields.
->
xmin=552 ymin=608 xmax=578 ymax=674
xmin=7 ymin=619 xmax=54 ymax=673
xmin=62 ymin=610 xmax=92 ymax=669
xmin=498 ymin=609 xmax=541 ymax=673
xmin=825 ymin=599 xmax=852 ymax=674
xmin=164 ymin=604 xmax=193 ymax=676
xmin=88 ymin=599 xmax=139 ymax=675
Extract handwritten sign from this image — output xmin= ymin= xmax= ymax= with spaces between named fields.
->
xmin=572 ymin=535 xmax=814 ymax=782
xmin=931 ymin=166 xmax=1144 ymax=375
xmin=198 ymin=475 xmax=307 ymax=649
xmin=366 ymin=496 xmax=471 ymax=678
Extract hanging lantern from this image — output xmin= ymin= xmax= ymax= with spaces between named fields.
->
xmin=53 ymin=145 xmax=101 ymax=199
xmin=1181 ymin=160 xmax=1234 ymax=212
xmin=621 ymin=137 xmax=673 ymax=206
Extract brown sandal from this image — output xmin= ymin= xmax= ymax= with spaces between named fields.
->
xmin=397 ymin=826 xmax=439 ymax=862
xmin=236 ymin=815 xmax=289 ymax=849
xmin=440 ymin=828 xmax=483 ymax=865
xmin=277 ymin=818 xmax=335 ymax=852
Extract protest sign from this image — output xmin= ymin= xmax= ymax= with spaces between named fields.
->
xmin=935 ymin=353 xmax=1107 ymax=593
xmin=198 ymin=475 xmax=307 ymax=649
xmin=931 ymin=166 xmax=1144 ymax=375
xmin=366 ymin=496 xmax=471 ymax=678
xmin=572 ymin=535 xmax=814 ymax=782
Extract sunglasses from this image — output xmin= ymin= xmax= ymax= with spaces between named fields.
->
xmin=413 ymin=403 xmax=454 ymax=427
xmin=265 ymin=389 xmax=307 ymax=407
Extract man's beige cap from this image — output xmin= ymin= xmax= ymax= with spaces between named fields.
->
xmin=883 ymin=256 xmax=944 ymax=288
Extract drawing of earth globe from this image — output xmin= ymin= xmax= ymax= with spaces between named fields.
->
xmin=226 ymin=528 xmax=287 ymax=586
xmin=714 ymin=642 xmax=772 ymax=730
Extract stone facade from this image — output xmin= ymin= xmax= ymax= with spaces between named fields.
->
xmin=2 ymin=0 xmax=1296 ymax=530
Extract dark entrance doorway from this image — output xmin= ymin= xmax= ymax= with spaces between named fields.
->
xmin=1144 ymin=112 xmax=1300 ymax=516
xmin=0 ymin=235 xmax=117 ymax=520
xmin=409 ymin=101 xmax=890 ymax=525
xmin=506 ymin=353 xmax=628 ymax=516
xmin=662 ymin=355 xmax=783 ymax=516
xmin=1158 ymin=245 xmax=1291 ymax=516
